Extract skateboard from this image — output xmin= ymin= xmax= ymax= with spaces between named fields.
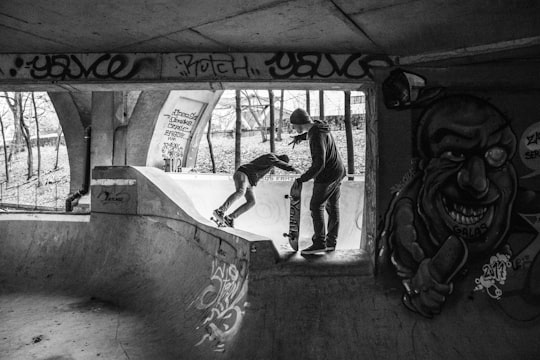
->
xmin=210 ymin=216 xmax=227 ymax=227
xmin=211 ymin=211 xmax=228 ymax=227
xmin=283 ymin=181 xmax=302 ymax=251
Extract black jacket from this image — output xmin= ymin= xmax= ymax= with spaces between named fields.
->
xmin=237 ymin=153 xmax=295 ymax=186
xmin=298 ymin=121 xmax=346 ymax=184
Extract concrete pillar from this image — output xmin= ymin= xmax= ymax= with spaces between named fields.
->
xmin=48 ymin=92 xmax=89 ymax=194
xmin=144 ymin=90 xmax=223 ymax=170
xmin=91 ymin=92 xmax=116 ymax=168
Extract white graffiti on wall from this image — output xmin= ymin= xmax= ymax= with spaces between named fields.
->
xmin=191 ymin=258 xmax=248 ymax=352
xmin=474 ymin=251 xmax=512 ymax=300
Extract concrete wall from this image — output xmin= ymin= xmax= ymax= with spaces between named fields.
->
xmin=374 ymin=67 xmax=540 ymax=326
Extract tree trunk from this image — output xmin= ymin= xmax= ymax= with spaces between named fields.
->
xmin=268 ymin=90 xmax=275 ymax=153
xmin=344 ymin=91 xmax=355 ymax=180
xmin=319 ymin=90 xmax=325 ymax=122
xmin=54 ymin=127 xmax=62 ymax=170
xmin=207 ymin=117 xmax=216 ymax=173
xmin=18 ymin=94 xmax=33 ymax=180
xmin=0 ymin=114 xmax=9 ymax=183
xmin=235 ymin=90 xmax=242 ymax=170
xmin=242 ymin=90 xmax=267 ymax=142
xmin=277 ymin=90 xmax=284 ymax=141
xmin=31 ymin=93 xmax=42 ymax=186
xmin=2 ymin=91 xmax=21 ymax=163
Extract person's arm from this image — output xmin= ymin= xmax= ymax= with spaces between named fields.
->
xmin=297 ymin=133 xmax=325 ymax=182
xmin=270 ymin=155 xmax=296 ymax=172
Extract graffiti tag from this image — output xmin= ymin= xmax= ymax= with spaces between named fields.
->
xmin=190 ymin=259 xmax=248 ymax=352
xmin=474 ymin=252 xmax=512 ymax=300
xmin=175 ymin=54 xmax=259 ymax=78
xmin=97 ymin=190 xmax=130 ymax=203
xmin=264 ymin=52 xmax=393 ymax=80
xmin=10 ymin=54 xmax=154 ymax=80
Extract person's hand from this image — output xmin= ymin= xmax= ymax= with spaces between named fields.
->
xmin=288 ymin=133 xmax=308 ymax=148
xmin=290 ymin=179 xmax=302 ymax=197
xmin=401 ymin=258 xmax=453 ymax=318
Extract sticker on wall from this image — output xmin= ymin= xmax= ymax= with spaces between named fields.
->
xmin=519 ymin=121 xmax=540 ymax=179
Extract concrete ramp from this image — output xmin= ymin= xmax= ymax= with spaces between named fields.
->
xmin=170 ymin=173 xmax=364 ymax=251
xmin=0 ymin=166 xmax=538 ymax=360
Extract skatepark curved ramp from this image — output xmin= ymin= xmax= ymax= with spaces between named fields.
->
xmin=1 ymin=166 xmax=539 ymax=360
xmin=169 ymin=172 xmax=364 ymax=251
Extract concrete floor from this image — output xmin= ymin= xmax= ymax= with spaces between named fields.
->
xmin=0 ymin=292 xmax=180 ymax=360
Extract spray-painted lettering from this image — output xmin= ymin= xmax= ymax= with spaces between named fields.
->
xmin=175 ymin=54 xmax=258 ymax=78
xmin=264 ymin=52 xmax=393 ymax=80
xmin=11 ymin=54 xmax=153 ymax=80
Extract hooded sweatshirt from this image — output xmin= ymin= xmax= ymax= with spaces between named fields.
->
xmin=237 ymin=153 xmax=295 ymax=186
xmin=298 ymin=121 xmax=346 ymax=184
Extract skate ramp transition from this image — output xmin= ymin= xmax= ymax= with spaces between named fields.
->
xmin=0 ymin=166 xmax=538 ymax=360
xmin=169 ymin=172 xmax=364 ymax=251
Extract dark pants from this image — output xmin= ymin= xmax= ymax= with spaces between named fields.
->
xmin=310 ymin=179 xmax=343 ymax=247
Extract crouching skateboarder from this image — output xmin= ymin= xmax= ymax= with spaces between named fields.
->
xmin=213 ymin=153 xmax=301 ymax=227
xmin=289 ymin=108 xmax=346 ymax=255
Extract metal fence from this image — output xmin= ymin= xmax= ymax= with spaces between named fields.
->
xmin=0 ymin=181 xmax=70 ymax=211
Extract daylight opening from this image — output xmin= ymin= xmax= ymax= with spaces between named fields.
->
xmin=0 ymin=92 xmax=69 ymax=211
xmin=171 ymin=89 xmax=367 ymax=250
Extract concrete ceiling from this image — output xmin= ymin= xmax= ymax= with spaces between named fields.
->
xmin=0 ymin=0 xmax=539 ymax=66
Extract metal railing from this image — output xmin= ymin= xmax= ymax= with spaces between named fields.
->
xmin=0 ymin=181 xmax=70 ymax=211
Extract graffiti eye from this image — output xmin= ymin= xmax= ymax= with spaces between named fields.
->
xmin=441 ymin=151 xmax=465 ymax=162
xmin=485 ymin=147 xmax=508 ymax=167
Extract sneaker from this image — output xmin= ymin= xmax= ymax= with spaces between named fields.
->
xmin=213 ymin=209 xmax=225 ymax=221
xmin=223 ymin=215 xmax=234 ymax=228
xmin=326 ymin=244 xmax=336 ymax=252
xmin=301 ymin=243 xmax=327 ymax=255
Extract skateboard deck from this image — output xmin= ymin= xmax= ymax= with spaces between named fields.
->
xmin=211 ymin=212 xmax=228 ymax=227
xmin=283 ymin=181 xmax=302 ymax=251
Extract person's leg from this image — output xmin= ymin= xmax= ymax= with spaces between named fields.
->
xmin=309 ymin=182 xmax=328 ymax=247
xmin=325 ymin=180 xmax=342 ymax=250
xmin=229 ymin=186 xmax=256 ymax=219
xmin=218 ymin=171 xmax=248 ymax=213
xmin=302 ymin=182 xmax=337 ymax=255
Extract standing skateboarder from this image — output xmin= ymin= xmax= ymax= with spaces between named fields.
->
xmin=213 ymin=153 xmax=301 ymax=227
xmin=289 ymin=108 xmax=346 ymax=255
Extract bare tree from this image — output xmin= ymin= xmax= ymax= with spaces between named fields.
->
xmin=235 ymin=90 xmax=242 ymax=170
xmin=0 ymin=113 xmax=9 ymax=183
xmin=31 ymin=93 xmax=42 ymax=186
xmin=241 ymin=90 xmax=267 ymax=142
xmin=277 ymin=90 xmax=284 ymax=141
xmin=207 ymin=117 xmax=216 ymax=173
xmin=4 ymin=92 xmax=33 ymax=179
xmin=54 ymin=126 xmax=63 ymax=170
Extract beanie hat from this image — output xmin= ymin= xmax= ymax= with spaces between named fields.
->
xmin=290 ymin=108 xmax=311 ymax=125
xmin=277 ymin=154 xmax=290 ymax=163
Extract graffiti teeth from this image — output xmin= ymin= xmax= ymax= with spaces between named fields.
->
xmin=443 ymin=196 xmax=488 ymax=225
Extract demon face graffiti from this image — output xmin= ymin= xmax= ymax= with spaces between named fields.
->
xmin=380 ymin=95 xmax=518 ymax=318
xmin=417 ymin=96 xmax=517 ymax=256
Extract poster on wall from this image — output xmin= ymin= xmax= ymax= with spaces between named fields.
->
xmin=151 ymin=96 xmax=207 ymax=171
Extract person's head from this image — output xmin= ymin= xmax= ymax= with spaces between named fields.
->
xmin=290 ymin=108 xmax=313 ymax=134
xmin=277 ymin=154 xmax=290 ymax=163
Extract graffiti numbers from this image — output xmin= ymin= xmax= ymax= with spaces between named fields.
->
xmin=474 ymin=252 xmax=512 ymax=300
